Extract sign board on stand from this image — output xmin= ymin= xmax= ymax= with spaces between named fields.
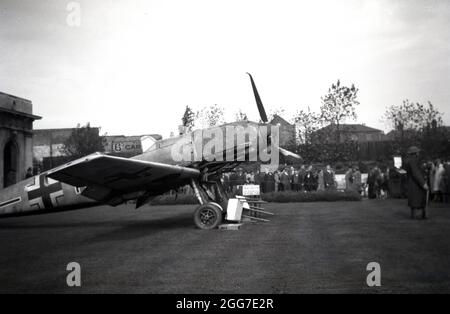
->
xmin=238 ymin=184 xmax=260 ymax=196
xmin=394 ymin=156 xmax=402 ymax=169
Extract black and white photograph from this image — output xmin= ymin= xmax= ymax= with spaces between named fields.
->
xmin=0 ymin=0 xmax=450 ymax=300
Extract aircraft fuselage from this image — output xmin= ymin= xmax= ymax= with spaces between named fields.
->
xmin=0 ymin=173 xmax=96 ymax=217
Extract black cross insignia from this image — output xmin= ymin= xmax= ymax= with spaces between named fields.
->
xmin=27 ymin=175 xmax=63 ymax=209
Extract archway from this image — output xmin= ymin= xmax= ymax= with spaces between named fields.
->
xmin=3 ymin=140 xmax=19 ymax=188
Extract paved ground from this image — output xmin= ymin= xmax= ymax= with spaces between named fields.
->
xmin=0 ymin=199 xmax=449 ymax=293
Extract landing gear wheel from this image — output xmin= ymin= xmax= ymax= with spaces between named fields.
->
xmin=194 ymin=203 xmax=222 ymax=229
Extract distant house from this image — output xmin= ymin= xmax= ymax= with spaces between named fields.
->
xmin=313 ymin=124 xmax=385 ymax=143
xmin=270 ymin=114 xmax=296 ymax=147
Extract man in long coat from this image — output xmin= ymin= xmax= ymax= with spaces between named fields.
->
xmin=304 ymin=166 xmax=317 ymax=192
xmin=280 ymin=169 xmax=291 ymax=191
xmin=323 ymin=165 xmax=335 ymax=190
xmin=404 ymin=146 xmax=429 ymax=219
xmin=266 ymin=172 xmax=275 ymax=193
xmin=298 ymin=165 xmax=306 ymax=191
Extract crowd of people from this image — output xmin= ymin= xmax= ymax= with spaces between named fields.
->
xmin=221 ymin=165 xmax=345 ymax=194
xmin=423 ymin=159 xmax=450 ymax=203
xmin=219 ymin=160 xmax=450 ymax=203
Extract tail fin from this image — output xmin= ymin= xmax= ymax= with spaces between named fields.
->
xmin=140 ymin=135 xmax=157 ymax=152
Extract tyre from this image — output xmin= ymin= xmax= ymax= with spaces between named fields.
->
xmin=194 ymin=203 xmax=222 ymax=229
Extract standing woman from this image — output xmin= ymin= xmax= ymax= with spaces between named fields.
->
xmin=352 ymin=166 xmax=362 ymax=195
xmin=432 ymin=160 xmax=445 ymax=202
xmin=345 ymin=166 xmax=353 ymax=191
xmin=274 ymin=171 xmax=280 ymax=192
xmin=317 ymin=168 xmax=325 ymax=191
xmin=380 ymin=168 xmax=389 ymax=199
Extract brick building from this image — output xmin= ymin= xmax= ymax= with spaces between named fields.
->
xmin=270 ymin=114 xmax=296 ymax=147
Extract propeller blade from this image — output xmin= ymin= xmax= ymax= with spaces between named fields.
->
xmin=246 ymin=72 xmax=268 ymax=123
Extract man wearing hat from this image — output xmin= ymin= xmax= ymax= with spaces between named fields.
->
xmin=404 ymin=146 xmax=429 ymax=219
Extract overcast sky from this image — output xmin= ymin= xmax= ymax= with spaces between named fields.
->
xmin=0 ymin=0 xmax=449 ymax=138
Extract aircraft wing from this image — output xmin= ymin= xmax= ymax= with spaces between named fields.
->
xmin=46 ymin=153 xmax=200 ymax=205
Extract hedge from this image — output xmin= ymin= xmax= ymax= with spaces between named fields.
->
xmin=150 ymin=190 xmax=361 ymax=205
xmin=260 ymin=190 xmax=361 ymax=203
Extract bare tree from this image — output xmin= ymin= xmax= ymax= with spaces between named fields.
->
xmin=383 ymin=100 xmax=447 ymax=157
xmin=383 ymin=99 xmax=443 ymax=133
xmin=294 ymin=107 xmax=321 ymax=145
xmin=320 ymin=80 xmax=359 ymax=143
xmin=195 ymin=104 xmax=225 ymax=128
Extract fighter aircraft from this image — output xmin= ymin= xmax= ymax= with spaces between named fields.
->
xmin=0 ymin=74 xmax=300 ymax=229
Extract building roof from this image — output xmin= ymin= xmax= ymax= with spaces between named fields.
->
xmin=0 ymin=106 xmax=41 ymax=120
xmin=0 ymin=91 xmax=41 ymax=120
xmin=385 ymin=129 xmax=414 ymax=138
xmin=318 ymin=124 xmax=382 ymax=133
xmin=270 ymin=114 xmax=294 ymax=127
xmin=0 ymin=91 xmax=32 ymax=103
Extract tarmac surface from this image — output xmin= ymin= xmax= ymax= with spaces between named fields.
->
xmin=0 ymin=199 xmax=449 ymax=293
